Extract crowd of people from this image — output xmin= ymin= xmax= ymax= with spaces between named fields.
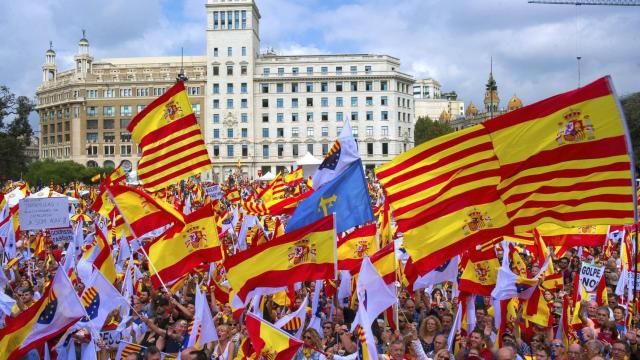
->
xmin=1 ymin=174 xmax=639 ymax=360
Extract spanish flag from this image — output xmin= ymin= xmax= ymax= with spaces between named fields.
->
xmin=535 ymin=223 xmax=609 ymax=247
xmin=245 ymin=313 xmax=303 ymax=360
xmin=375 ymin=76 xmax=635 ymax=276
xmin=83 ymin=224 xmax=117 ymax=283
xmin=107 ymin=184 xmax=184 ymax=238
xmin=90 ymin=173 xmax=101 ymax=183
xmin=148 ymin=204 xmax=222 ymax=289
xmin=338 ymin=223 xmax=377 ymax=271
xmin=350 ymin=242 xmax=396 ymax=285
xmin=127 ymin=81 xmax=212 ymax=192
xmin=458 ymin=247 xmax=500 ymax=296
xmin=285 ymin=167 xmax=304 ymax=187
xmin=224 ymin=215 xmax=336 ymax=303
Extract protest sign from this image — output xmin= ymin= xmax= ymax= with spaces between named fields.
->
xmin=18 ymin=197 xmax=70 ymax=230
xmin=206 ymin=185 xmax=223 ymax=200
xmin=579 ymin=263 xmax=604 ymax=292
xmin=100 ymin=331 xmax=122 ymax=349
xmin=50 ymin=227 xmax=74 ymax=244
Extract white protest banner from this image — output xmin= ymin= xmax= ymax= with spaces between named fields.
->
xmin=206 ymin=185 xmax=223 ymax=200
xmin=627 ymin=271 xmax=640 ymax=291
xmin=100 ymin=330 xmax=122 ymax=349
xmin=579 ymin=263 xmax=604 ymax=292
xmin=49 ymin=227 xmax=74 ymax=244
xmin=19 ymin=197 xmax=70 ymax=231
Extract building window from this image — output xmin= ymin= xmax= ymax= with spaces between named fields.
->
xmin=241 ymin=46 xmax=247 ymax=56
xmin=103 ymin=119 xmax=115 ymax=129
xmin=261 ymin=83 xmax=269 ymax=93
xmin=306 ymin=98 xmax=313 ymax=107
xmin=352 ymin=127 xmax=358 ymax=138
xmin=321 ymin=82 xmax=328 ymax=92
xmin=241 ymin=65 xmax=247 ymax=75
xmin=365 ymin=65 xmax=372 ymax=74
xmin=351 ymin=112 xmax=358 ymax=121
xmin=213 ymin=129 xmax=220 ymax=139
xmin=277 ymin=113 xmax=284 ymax=122
xmin=336 ymin=82 xmax=343 ymax=92
xmin=87 ymin=145 xmax=98 ymax=156
xmin=292 ymin=98 xmax=299 ymax=108
xmin=382 ymin=126 xmax=389 ymax=136
xmin=241 ymin=83 xmax=247 ymax=93
xmin=276 ymin=98 xmax=284 ymax=108
xmin=366 ymin=111 xmax=373 ymax=121
xmin=306 ymin=82 xmax=313 ymax=92
xmin=213 ymin=66 xmax=219 ymax=76
xmin=213 ymin=145 xmax=220 ymax=157
xmin=292 ymin=113 xmax=299 ymax=122
xmin=292 ymin=67 xmax=299 ymax=75
xmin=213 ymin=12 xmax=219 ymax=30
xmin=306 ymin=67 xmax=313 ymax=75
xmin=86 ymin=133 xmax=98 ymax=142
xmin=382 ymin=142 xmax=388 ymax=155
xmin=103 ymin=106 xmax=115 ymax=116
xmin=227 ymin=47 xmax=232 ymax=56
xmin=241 ymin=10 xmax=247 ymax=29
xmin=307 ymin=143 xmax=314 ymax=155
xmin=351 ymin=97 xmax=358 ymax=107
xmin=322 ymin=143 xmax=329 ymax=155
xmin=241 ymin=113 xmax=248 ymax=123
xmin=104 ymin=89 xmax=116 ymax=98
xmin=321 ymin=97 xmax=329 ymax=107
xmin=263 ymin=68 xmax=270 ymax=76
xmin=366 ymin=126 xmax=373 ymax=137
xmin=321 ymin=66 xmax=328 ymax=75
xmin=226 ymin=99 xmax=234 ymax=109
xmin=307 ymin=127 xmax=314 ymax=137
xmin=292 ymin=83 xmax=299 ymax=93
xmin=336 ymin=97 xmax=343 ymax=107
xmin=241 ymin=128 xmax=248 ymax=138
xmin=104 ymin=145 xmax=115 ymax=156
xmin=227 ymin=145 xmax=234 ymax=157
xmin=336 ymin=66 xmax=342 ymax=75
xmin=227 ymin=66 xmax=233 ymax=76
xmin=213 ymin=47 xmax=219 ymax=56
xmin=136 ymin=88 xmax=149 ymax=97
xmin=120 ymin=131 xmax=131 ymax=142
xmin=262 ymin=145 xmax=269 ymax=158
xmin=321 ymin=127 xmax=329 ymax=137
xmin=262 ymin=113 xmax=269 ymax=122
xmin=242 ymin=144 xmax=248 ymax=157
xmin=336 ymin=112 xmax=343 ymax=122
xmin=121 ymin=145 xmax=132 ymax=155
xmin=262 ymin=99 xmax=269 ymax=107
xmin=119 ymin=88 xmax=132 ymax=97
xmin=241 ymin=99 xmax=248 ymax=108
xmin=381 ymin=96 xmax=388 ymax=106
xmin=367 ymin=143 xmax=374 ymax=155
xmin=227 ymin=128 xmax=234 ymax=138
xmin=381 ymin=111 xmax=389 ymax=120
xmin=213 ymin=83 xmax=220 ymax=94
xmin=381 ymin=80 xmax=388 ymax=91
xmin=351 ymin=81 xmax=358 ymax=91
xmin=277 ymin=128 xmax=284 ymax=138
xmin=120 ymin=105 xmax=132 ymax=116
xmin=213 ymin=114 xmax=220 ymax=123
xmin=87 ymin=107 xmax=97 ymax=117
xmin=227 ymin=83 xmax=234 ymax=93
xmin=292 ymin=143 xmax=299 ymax=156
xmin=278 ymin=68 xmax=284 ymax=76
xmin=366 ymin=96 xmax=373 ymax=106
xmin=366 ymin=81 xmax=373 ymax=91
xmin=213 ymin=100 xmax=220 ymax=109
xmin=188 ymin=86 xmax=200 ymax=96
xmin=306 ymin=112 xmax=313 ymax=122
xmin=276 ymin=83 xmax=284 ymax=93
xmin=292 ymin=127 xmax=299 ymax=137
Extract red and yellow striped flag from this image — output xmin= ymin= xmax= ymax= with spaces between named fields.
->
xmin=535 ymin=223 xmax=609 ymax=247
xmin=223 ymin=215 xmax=336 ymax=303
xmin=337 ymin=223 xmax=377 ymax=271
xmin=245 ymin=313 xmax=303 ymax=360
xmin=376 ymin=76 xmax=635 ymax=276
xmin=107 ymin=184 xmax=184 ymax=238
xmin=285 ymin=167 xmax=304 ymax=187
xmin=147 ymin=204 xmax=222 ymax=289
xmin=127 ymin=81 xmax=212 ymax=192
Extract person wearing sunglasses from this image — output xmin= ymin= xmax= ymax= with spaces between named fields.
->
xmin=294 ymin=329 xmax=325 ymax=360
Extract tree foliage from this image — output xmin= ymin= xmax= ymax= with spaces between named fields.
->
xmin=621 ymin=92 xmax=640 ymax=172
xmin=25 ymin=160 xmax=112 ymax=186
xmin=0 ymin=86 xmax=34 ymax=181
xmin=413 ymin=116 xmax=454 ymax=146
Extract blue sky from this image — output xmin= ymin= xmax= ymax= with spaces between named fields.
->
xmin=1 ymin=0 xmax=639 ymax=130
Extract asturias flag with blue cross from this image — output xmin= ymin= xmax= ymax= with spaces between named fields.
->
xmin=287 ymin=159 xmax=374 ymax=234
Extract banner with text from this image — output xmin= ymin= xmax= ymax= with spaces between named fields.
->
xmin=19 ymin=197 xmax=70 ymax=230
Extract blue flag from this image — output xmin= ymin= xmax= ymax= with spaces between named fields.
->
xmin=287 ymin=159 xmax=374 ymax=234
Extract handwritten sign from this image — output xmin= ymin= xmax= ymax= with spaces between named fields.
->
xmin=19 ymin=197 xmax=70 ymax=230
xmin=206 ymin=185 xmax=223 ymax=200
xmin=100 ymin=331 xmax=122 ymax=349
xmin=50 ymin=227 xmax=74 ymax=244
xmin=579 ymin=263 xmax=604 ymax=292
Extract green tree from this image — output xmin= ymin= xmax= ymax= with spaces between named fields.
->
xmin=0 ymin=86 xmax=34 ymax=181
xmin=413 ymin=116 xmax=454 ymax=145
xmin=621 ymin=92 xmax=640 ymax=172
xmin=25 ymin=159 xmax=109 ymax=186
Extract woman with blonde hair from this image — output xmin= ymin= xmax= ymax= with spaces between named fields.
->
xmin=294 ymin=328 xmax=326 ymax=360
xmin=419 ymin=315 xmax=442 ymax=354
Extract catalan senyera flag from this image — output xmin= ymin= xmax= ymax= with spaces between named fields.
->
xmin=241 ymin=189 xmax=314 ymax=217
xmin=107 ymin=183 xmax=184 ymax=238
xmin=127 ymin=81 xmax=212 ymax=192
xmin=0 ymin=269 xmax=85 ymax=360
xmin=245 ymin=313 xmax=303 ymax=360
xmin=224 ymin=215 xmax=336 ymax=303
xmin=90 ymin=166 xmax=129 ymax=217
xmin=148 ymin=204 xmax=222 ymax=289
xmin=258 ymin=173 xmax=285 ymax=203
xmin=337 ymin=223 xmax=377 ymax=271
xmin=376 ymin=76 xmax=635 ymax=276
xmin=378 ymin=197 xmax=393 ymax=248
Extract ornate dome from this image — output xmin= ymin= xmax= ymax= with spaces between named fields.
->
xmin=466 ymin=101 xmax=478 ymax=116
xmin=46 ymin=41 xmax=55 ymax=55
xmin=508 ymin=94 xmax=523 ymax=111
xmin=439 ymin=110 xmax=451 ymax=122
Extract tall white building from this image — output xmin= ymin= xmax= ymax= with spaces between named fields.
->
xmin=413 ymin=78 xmax=465 ymax=122
xmin=205 ymin=0 xmax=415 ymax=178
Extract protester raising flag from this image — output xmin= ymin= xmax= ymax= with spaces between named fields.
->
xmin=0 ymin=269 xmax=86 ymax=360
xmin=376 ymin=76 xmax=636 ymax=276
xmin=127 ymin=81 xmax=212 ymax=192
